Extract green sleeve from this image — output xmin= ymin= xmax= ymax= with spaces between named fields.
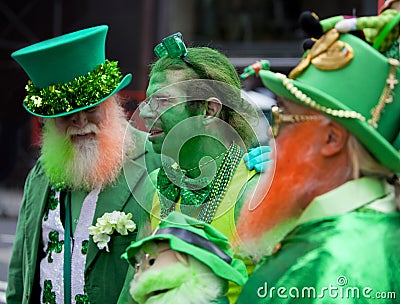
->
xmin=320 ymin=15 xmax=345 ymax=32
xmin=6 ymin=167 xmax=34 ymax=303
xmin=355 ymin=9 xmax=398 ymax=30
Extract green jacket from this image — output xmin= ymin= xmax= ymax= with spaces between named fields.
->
xmin=237 ymin=178 xmax=400 ymax=303
xmin=6 ymin=128 xmax=160 ymax=304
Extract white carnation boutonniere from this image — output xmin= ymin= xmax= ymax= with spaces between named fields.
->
xmin=88 ymin=211 xmax=136 ymax=252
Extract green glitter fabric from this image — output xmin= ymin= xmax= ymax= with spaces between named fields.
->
xmin=44 ymin=188 xmax=60 ymax=221
xmin=23 ymin=60 xmax=123 ymax=116
xmin=81 ymin=240 xmax=89 ymax=255
xmin=46 ymin=231 xmax=64 ymax=263
xmin=157 ymin=168 xmax=211 ymax=206
xmin=75 ymin=293 xmax=90 ymax=304
xmin=42 ymin=280 xmax=56 ymax=304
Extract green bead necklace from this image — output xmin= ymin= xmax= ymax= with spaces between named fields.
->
xmin=158 ymin=142 xmax=243 ymax=223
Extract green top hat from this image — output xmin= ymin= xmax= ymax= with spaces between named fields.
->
xmin=122 ymin=212 xmax=248 ymax=286
xmin=259 ymin=29 xmax=400 ymax=173
xmin=11 ymin=25 xmax=132 ymax=118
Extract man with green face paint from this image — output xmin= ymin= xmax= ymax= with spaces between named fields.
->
xmin=122 ymin=32 xmax=273 ymax=303
xmin=138 ymin=34 xmax=271 ymax=240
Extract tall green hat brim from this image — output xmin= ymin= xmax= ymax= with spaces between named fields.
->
xmin=259 ymin=33 xmax=400 ymax=173
xmin=123 ymin=232 xmax=248 ymax=286
xmin=23 ymin=73 xmax=132 ymax=118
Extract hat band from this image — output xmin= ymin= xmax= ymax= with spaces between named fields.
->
xmin=276 ymin=72 xmax=367 ymax=121
xmin=369 ymin=58 xmax=400 ymax=128
xmin=157 ymin=227 xmax=232 ymax=264
xmin=23 ymin=59 xmax=123 ymax=116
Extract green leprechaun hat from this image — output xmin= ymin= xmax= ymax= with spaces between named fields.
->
xmin=122 ymin=212 xmax=248 ymax=286
xmin=259 ymin=29 xmax=400 ymax=173
xmin=11 ymin=25 xmax=132 ymax=118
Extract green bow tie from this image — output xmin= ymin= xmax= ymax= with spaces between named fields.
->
xmin=157 ymin=166 xmax=212 ymax=217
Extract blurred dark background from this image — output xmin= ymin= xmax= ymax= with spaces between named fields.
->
xmin=0 ymin=0 xmax=379 ymax=189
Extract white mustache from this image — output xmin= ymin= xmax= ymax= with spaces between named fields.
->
xmin=67 ymin=123 xmax=99 ymax=136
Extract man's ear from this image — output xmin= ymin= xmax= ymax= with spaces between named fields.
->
xmin=321 ymin=120 xmax=348 ymax=156
xmin=204 ymin=97 xmax=222 ymax=118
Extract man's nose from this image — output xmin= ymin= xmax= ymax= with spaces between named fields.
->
xmin=139 ymin=102 xmax=157 ymax=119
xmin=70 ymin=111 xmax=88 ymax=128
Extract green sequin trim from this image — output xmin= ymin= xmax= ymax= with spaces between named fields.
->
xmin=76 ymin=286 xmax=91 ymax=304
xmin=157 ymin=169 xmax=211 ymax=207
xmin=24 ymin=60 xmax=123 ymax=116
xmin=42 ymin=280 xmax=56 ymax=304
xmin=44 ymin=187 xmax=60 ymax=221
xmin=75 ymin=293 xmax=90 ymax=304
xmin=81 ymin=240 xmax=89 ymax=255
xmin=54 ymin=182 xmax=67 ymax=191
xmin=46 ymin=231 xmax=64 ymax=263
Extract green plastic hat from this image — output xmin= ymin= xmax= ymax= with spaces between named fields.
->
xmin=11 ymin=25 xmax=132 ymax=118
xmin=123 ymin=212 xmax=248 ymax=286
xmin=259 ymin=29 xmax=400 ymax=173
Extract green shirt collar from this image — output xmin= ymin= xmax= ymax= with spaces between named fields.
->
xmin=297 ymin=177 xmax=397 ymax=225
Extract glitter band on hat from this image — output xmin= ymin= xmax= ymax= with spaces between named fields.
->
xmin=11 ymin=25 xmax=132 ymax=118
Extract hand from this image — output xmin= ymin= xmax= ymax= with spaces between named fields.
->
xmin=244 ymin=146 xmax=272 ymax=173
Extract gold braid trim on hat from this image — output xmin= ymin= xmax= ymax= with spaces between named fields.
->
xmin=368 ymin=58 xmax=400 ymax=128
xmin=276 ymin=73 xmax=366 ymax=121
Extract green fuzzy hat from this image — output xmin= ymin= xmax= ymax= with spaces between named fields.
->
xmin=122 ymin=212 xmax=248 ymax=286
xmin=11 ymin=25 xmax=132 ymax=118
xmin=259 ymin=29 xmax=400 ymax=173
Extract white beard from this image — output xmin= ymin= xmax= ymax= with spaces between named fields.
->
xmin=41 ymin=101 xmax=135 ymax=191
xmin=68 ymin=136 xmax=101 ymax=189
xmin=130 ymin=256 xmax=227 ymax=304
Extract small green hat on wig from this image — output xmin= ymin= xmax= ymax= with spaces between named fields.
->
xmin=259 ymin=29 xmax=400 ymax=173
xmin=11 ymin=25 xmax=132 ymax=118
xmin=122 ymin=212 xmax=248 ymax=286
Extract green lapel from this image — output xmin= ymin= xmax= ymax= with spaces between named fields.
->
xmin=84 ymin=152 xmax=148 ymax=271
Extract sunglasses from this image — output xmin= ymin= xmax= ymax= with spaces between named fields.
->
xmin=270 ymin=105 xmax=324 ymax=136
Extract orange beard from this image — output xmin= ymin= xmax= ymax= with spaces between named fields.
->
xmin=88 ymin=101 xmax=135 ymax=189
xmin=236 ymin=123 xmax=339 ymax=258
xmin=41 ymin=100 xmax=135 ymax=191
